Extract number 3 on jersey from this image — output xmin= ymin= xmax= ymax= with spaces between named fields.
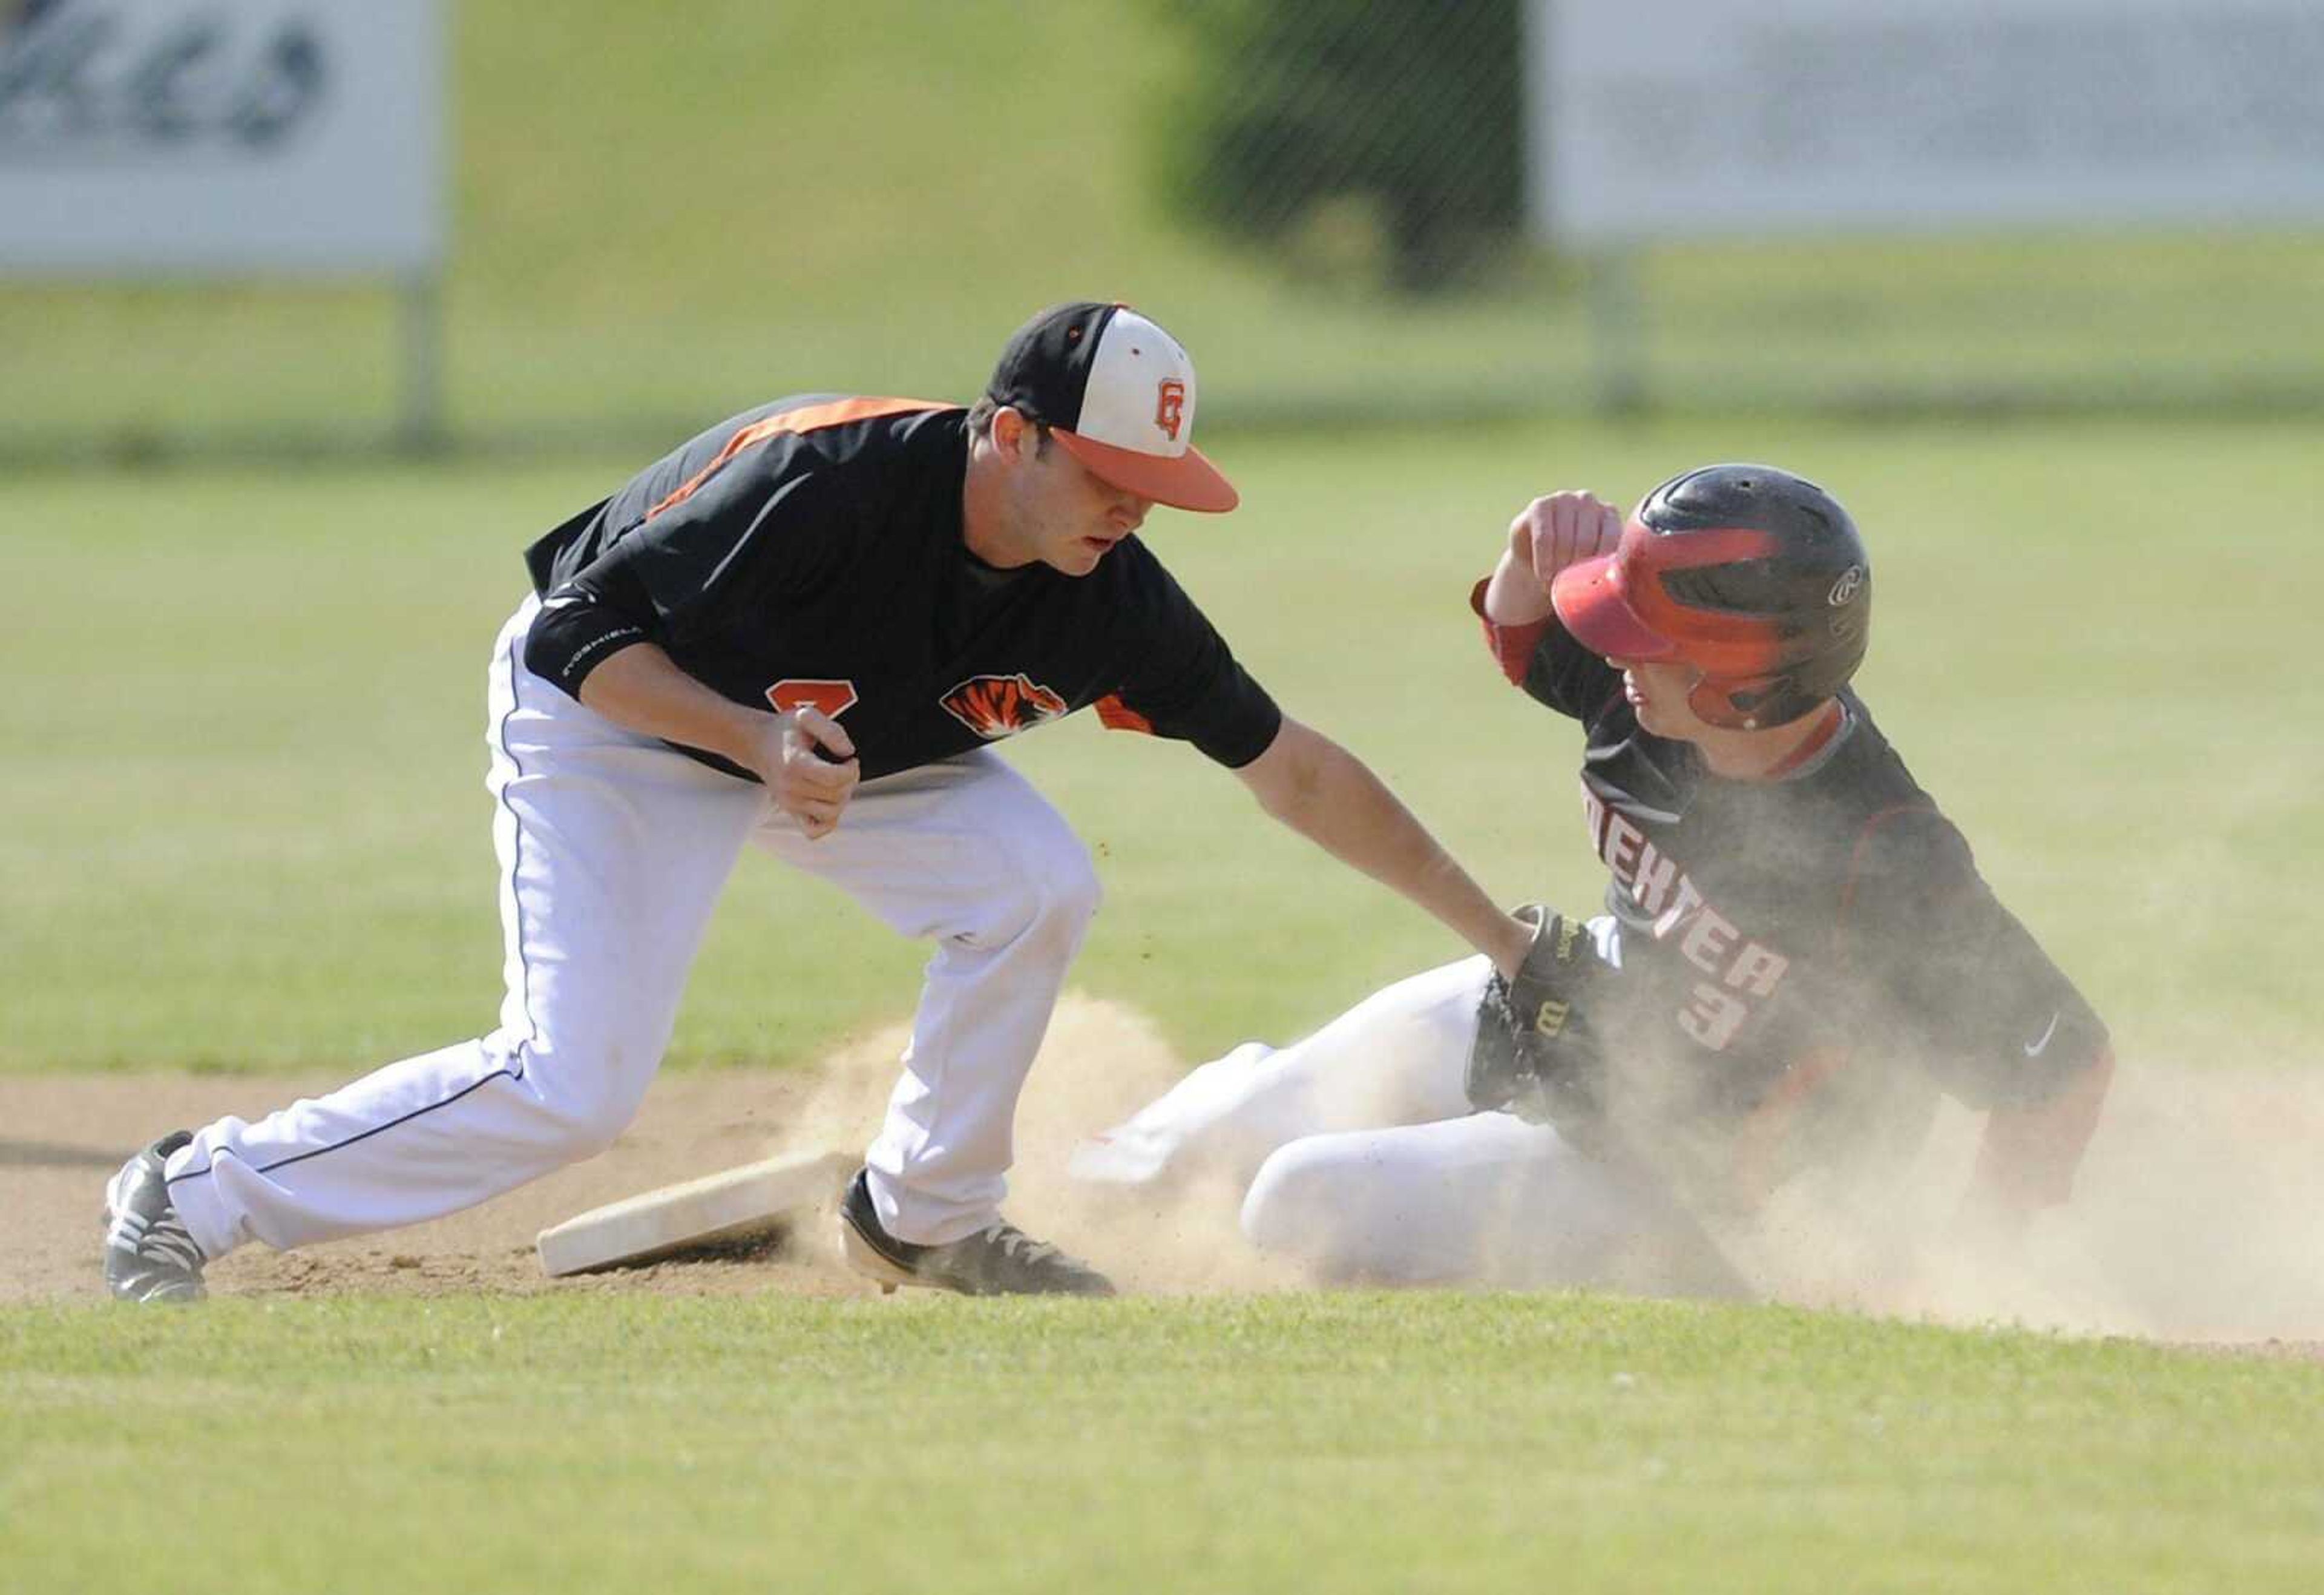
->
xmin=1679 ymin=982 xmax=1750 ymax=1050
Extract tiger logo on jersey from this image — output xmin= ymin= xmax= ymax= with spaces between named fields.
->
xmin=940 ymin=673 xmax=1069 ymax=740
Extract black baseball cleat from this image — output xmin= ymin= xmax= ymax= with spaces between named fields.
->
xmin=838 ymin=1168 xmax=1115 ymax=1298
xmin=103 ymin=1131 xmax=208 ymax=1303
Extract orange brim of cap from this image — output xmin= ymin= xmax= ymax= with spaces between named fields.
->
xmin=1054 ymin=429 xmax=1239 ymax=513
xmin=1550 ymin=553 xmax=1677 ymax=660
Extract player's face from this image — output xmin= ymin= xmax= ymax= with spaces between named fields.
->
xmin=1609 ymin=657 xmax=1709 ymax=741
xmin=1018 ymin=439 xmax=1152 ymax=577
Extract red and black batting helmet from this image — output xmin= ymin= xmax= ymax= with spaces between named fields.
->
xmin=1550 ymin=464 xmax=1871 ymax=730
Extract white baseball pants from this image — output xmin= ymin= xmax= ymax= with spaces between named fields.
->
xmin=165 ymin=595 xmax=1099 ymax=1260
xmin=1074 ymin=941 xmax=1677 ymax=1286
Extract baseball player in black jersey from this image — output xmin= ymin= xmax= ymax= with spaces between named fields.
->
xmin=1075 ymin=465 xmax=2113 ymax=1290
xmin=102 ymin=302 xmax=1534 ymax=1303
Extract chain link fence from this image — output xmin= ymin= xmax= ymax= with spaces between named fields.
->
xmin=1141 ymin=0 xmax=2324 ymax=419
xmin=2 ymin=0 xmax=2319 ymax=459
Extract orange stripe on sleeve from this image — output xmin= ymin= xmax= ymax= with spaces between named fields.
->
xmin=645 ymin=396 xmax=948 ymax=522
xmin=1095 ymin=694 xmax=1154 ymax=735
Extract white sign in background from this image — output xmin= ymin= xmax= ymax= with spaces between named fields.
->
xmin=0 ymin=0 xmax=442 ymax=275
xmin=1531 ymin=0 xmax=2324 ymax=245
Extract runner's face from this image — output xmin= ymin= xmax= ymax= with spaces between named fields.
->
xmin=1609 ymin=657 xmax=1709 ymax=741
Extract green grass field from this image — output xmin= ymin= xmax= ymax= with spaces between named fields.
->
xmin=7 ymin=1294 xmax=2323 ymax=1595
xmin=7 ymin=5 xmax=2324 ymax=1588
xmin=8 ymin=417 xmax=2320 ymax=1592
xmin=7 ymin=416 xmax=2319 ymax=1074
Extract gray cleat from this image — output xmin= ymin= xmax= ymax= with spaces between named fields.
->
xmin=839 ymin=1168 xmax=1115 ymax=1298
xmin=103 ymin=1131 xmax=208 ymax=1303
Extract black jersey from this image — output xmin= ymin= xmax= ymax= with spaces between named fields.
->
xmin=522 ymin=398 xmax=1282 ymax=781
xmin=1489 ymin=591 xmax=2109 ymax=1197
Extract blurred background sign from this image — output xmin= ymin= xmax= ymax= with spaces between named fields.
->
xmin=0 ymin=0 xmax=2316 ymax=456
xmin=0 ymin=0 xmax=444 ymax=274
xmin=1533 ymin=0 xmax=2324 ymax=243
xmin=0 ymin=0 xmax=447 ymax=443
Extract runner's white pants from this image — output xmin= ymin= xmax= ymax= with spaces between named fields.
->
xmin=166 ymin=596 xmax=1099 ymax=1258
xmin=1073 ymin=942 xmax=1678 ymax=1286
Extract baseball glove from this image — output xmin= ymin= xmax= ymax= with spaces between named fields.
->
xmin=1466 ymin=905 xmax=1612 ymax=1148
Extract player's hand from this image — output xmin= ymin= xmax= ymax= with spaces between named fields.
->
xmin=764 ymin=708 xmax=859 ymax=840
xmin=1509 ymin=491 xmax=1625 ymax=594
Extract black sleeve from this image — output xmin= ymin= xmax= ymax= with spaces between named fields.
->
xmin=524 ymin=586 xmax=655 ymax=697
xmin=1841 ymin=808 xmax=2109 ymax=1110
xmin=1106 ymin=551 xmax=1283 ymax=768
xmin=522 ymin=465 xmax=849 ymax=698
xmin=1521 ymin=625 xmax=1624 ymax=722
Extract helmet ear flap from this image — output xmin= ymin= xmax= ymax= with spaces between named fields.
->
xmin=1687 ymin=673 xmax=1774 ymax=731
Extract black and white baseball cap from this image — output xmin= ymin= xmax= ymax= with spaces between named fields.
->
xmin=984 ymin=301 xmax=1238 ymax=513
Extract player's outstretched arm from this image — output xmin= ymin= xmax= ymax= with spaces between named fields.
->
xmin=1233 ymin=715 xmax=1530 ymax=976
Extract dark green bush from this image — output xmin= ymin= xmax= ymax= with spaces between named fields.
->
xmin=1146 ymin=0 xmax=1527 ymax=293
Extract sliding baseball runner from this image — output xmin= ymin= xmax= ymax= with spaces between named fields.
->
xmin=1075 ymin=466 xmax=2113 ymax=1291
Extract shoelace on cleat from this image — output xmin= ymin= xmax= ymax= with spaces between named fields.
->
xmin=986 ymin=1225 xmax=1065 ymax=1267
xmin=108 ymin=1164 xmax=203 ymax=1269
xmin=137 ymin=1220 xmax=204 ymax=1271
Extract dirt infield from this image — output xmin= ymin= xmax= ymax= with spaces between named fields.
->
xmin=10 ymin=993 xmax=2323 ymax=1357
xmin=5 ymin=1068 xmax=844 ymax=1304
xmin=4 ymin=995 xmax=1258 ymax=1306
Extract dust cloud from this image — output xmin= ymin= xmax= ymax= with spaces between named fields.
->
xmin=772 ymin=993 xmax=2322 ymax=1342
xmin=769 ymin=993 xmax=1296 ymax=1296
xmin=1747 ymin=1054 xmax=2324 ymax=1342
